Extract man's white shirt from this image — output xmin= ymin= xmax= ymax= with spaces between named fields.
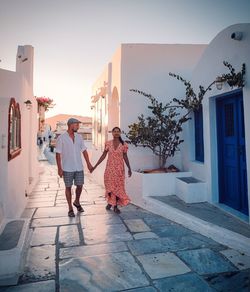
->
xmin=56 ymin=132 xmax=87 ymax=171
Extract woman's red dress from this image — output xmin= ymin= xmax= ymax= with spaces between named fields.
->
xmin=104 ymin=140 xmax=130 ymax=206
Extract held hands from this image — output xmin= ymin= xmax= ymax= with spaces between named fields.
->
xmin=58 ymin=168 xmax=63 ymax=178
xmin=87 ymin=163 xmax=94 ymax=173
xmin=90 ymin=164 xmax=97 ymax=173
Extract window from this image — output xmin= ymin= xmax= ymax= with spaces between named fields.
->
xmin=8 ymin=98 xmax=21 ymax=161
xmin=194 ymin=105 xmax=204 ymax=162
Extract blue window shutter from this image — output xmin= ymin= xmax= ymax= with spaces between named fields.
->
xmin=194 ymin=105 xmax=204 ymax=162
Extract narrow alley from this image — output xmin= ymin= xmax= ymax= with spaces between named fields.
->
xmin=1 ymin=157 xmax=250 ymax=291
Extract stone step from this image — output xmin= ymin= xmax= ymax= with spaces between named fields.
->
xmin=0 ymin=219 xmax=31 ymax=286
xmin=176 ymin=176 xmax=207 ymax=203
xmin=139 ymin=195 xmax=250 ymax=257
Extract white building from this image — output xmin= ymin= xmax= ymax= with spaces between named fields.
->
xmin=90 ymin=23 xmax=250 ymax=224
xmin=184 ymin=23 xmax=250 ymax=221
xmin=0 ymin=45 xmax=39 ymax=224
xmin=91 ymin=43 xmax=206 ymax=183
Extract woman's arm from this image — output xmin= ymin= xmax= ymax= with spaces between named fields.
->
xmin=93 ymin=150 xmax=108 ymax=171
xmin=123 ymin=153 xmax=132 ymax=177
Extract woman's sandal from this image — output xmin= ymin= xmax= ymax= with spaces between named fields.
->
xmin=106 ymin=204 xmax=112 ymax=210
xmin=68 ymin=209 xmax=75 ymax=217
xmin=114 ymin=206 xmax=121 ymax=214
xmin=73 ymin=202 xmax=84 ymax=212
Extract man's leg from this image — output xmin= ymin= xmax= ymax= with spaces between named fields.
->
xmin=65 ymin=186 xmax=73 ymax=211
xmin=72 ymin=171 xmax=84 ymax=212
xmin=75 ymin=185 xmax=83 ymax=205
xmin=63 ymin=171 xmax=75 ymax=216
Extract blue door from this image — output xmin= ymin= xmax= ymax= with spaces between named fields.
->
xmin=216 ymin=90 xmax=248 ymax=215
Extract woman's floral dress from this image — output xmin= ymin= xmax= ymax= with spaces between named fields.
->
xmin=104 ymin=140 xmax=130 ymax=206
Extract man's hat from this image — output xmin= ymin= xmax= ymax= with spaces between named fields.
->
xmin=67 ymin=118 xmax=81 ymax=125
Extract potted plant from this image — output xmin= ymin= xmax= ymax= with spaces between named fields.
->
xmin=36 ymin=96 xmax=55 ymax=111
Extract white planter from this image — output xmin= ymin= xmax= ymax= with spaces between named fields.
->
xmin=126 ymin=171 xmax=192 ymax=206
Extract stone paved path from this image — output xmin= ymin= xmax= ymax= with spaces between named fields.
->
xmin=1 ymin=162 xmax=250 ymax=291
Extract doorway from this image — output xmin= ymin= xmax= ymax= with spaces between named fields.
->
xmin=216 ymin=90 xmax=248 ymax=215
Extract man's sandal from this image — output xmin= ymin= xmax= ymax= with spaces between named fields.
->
xmin=68 ymin=210 xmax=75 ymax=217
xmin=73 ymin=202 xmax=84 ymax=212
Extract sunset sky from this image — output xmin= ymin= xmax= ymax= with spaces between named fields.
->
xmin=1 ymin=0 xmax=250 ymax=117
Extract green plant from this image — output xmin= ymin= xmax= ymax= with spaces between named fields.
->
xmin=126 ymin=90 xmax=186 ymax=168
xmin=221 ymin=62 xmax=245 ymax=88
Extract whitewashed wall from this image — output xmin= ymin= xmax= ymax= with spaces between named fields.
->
xmin=90 ymin=44 xmax=206 ymax=185
xmin=183 ymin=23 xmax=250 ymax=219
xmin=120 ymin=44 xmax=206 ymax=171
xmin=0 ymin=45 xmax=38 ymax=222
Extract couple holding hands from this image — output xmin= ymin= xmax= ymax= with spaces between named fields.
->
xmin=56 ymin=118 xmax=132 ymax=217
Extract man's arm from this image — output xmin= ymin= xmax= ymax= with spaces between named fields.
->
xmin=83 ymin=150 xmax=93 ymax=172
xmin=56 ymin=153 xmax=63 ymax=177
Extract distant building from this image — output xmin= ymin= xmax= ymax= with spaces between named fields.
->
xmin=46 ymin=114 xmax=92 ymax=142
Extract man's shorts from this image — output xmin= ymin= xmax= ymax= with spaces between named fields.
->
xmin=63 ymin=171 xmax=84 ymax=187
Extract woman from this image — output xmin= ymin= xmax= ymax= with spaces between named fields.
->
xmin=92 ymin=127 xmax=132 ymax=213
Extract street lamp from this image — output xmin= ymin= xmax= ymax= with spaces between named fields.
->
xmin=24 ymin=100 xmax=32 ymax=110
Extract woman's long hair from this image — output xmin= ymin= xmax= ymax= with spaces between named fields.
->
xmin=112 ymin=127 xmax=124 ymax=145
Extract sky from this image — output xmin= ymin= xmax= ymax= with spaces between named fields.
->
xmin=0 ymin=0 xmax=250 ymax=118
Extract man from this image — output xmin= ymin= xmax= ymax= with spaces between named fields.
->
xmin=56 ymin=118 xmax=93 ymax=217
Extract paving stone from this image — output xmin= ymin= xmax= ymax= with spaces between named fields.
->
xmin=120 ymin=210 xmax=155 ymax=220
xmin=121 ymin=287 xmax=157 ymax=292
xmin=83 ymin=228 xmax=133 ymax=245
xmin=204 ymin=269 xmax=250 ymax=292
xmin=137 ymin=252 xmax=190 ymax=279
xmin=133 ymin=232 xmax=159 ymax=240
xmin=27 ymin=196 xmax=56 ymax=202
xmin=30 ymin=226 xmax=57 ymax=246
xmin=81 ymin=214 xmax=122 ymax=228
xmin=34 ymin=206 xmax=73 ymax=218
xmin=22 ymin=245 xmax=55 ymax=281
xmin=124 ymin=219 xmax=151 ymax=233
xmin=191 ymin=233 xmax=227 ymax=251
xmin=59 ymin=225 xmax=80 ymax=247
xmin=0 ymin=280 xmax=55 ymax=291
xmin=220 ymin=249 xmax=250 ymax=270
xmin=60 ymin=241 xmax=128 ymax=259
xmin=153 ymin=273 xmax=215 ymax=291
xmin=177 ymin=248 xmax=237 ymax=275
xmin=26 ymin=201 xmax=55 ymax=208
xmin=59 ymin=252 xmax=149 ymax=291
xmin=151 ymin=224 xmax=194 ymax=238
xmin=81 ymin=205 xmax=112 ymax=215
xmin=143 ymin=216 xmax=173 ymax=227
xmin=127 ymin=235 xmax=208 ymax=256
xmin=31 ymin=216 xmax=80 ymax=227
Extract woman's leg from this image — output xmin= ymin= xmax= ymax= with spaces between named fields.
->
xmin=106 ymin=192 xmax=112 ymax=210
xmin=114 ymin=196 xmax=121 ymax=214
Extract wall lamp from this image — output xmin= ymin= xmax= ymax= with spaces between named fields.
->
xmin=215 ymin=76 xmax=225 ymax=90
xmin=231 ymin=32 xmax=243 ymax=41
xmin=24 ymin=100 xmax=32 ymax=110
